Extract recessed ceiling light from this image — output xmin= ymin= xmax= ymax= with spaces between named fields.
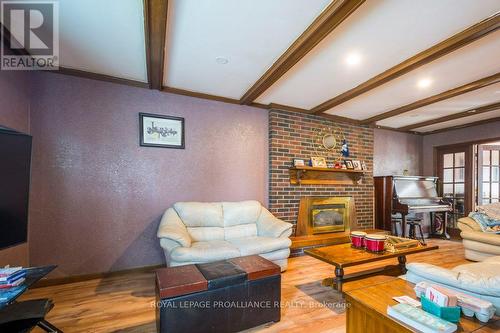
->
xmin=345 ymin=53 xmax=362 ymax=66
xmin=215 ymin=57 xmax=229 ymax=65
xmin=417 ymin=78 xmax=432 ymax=89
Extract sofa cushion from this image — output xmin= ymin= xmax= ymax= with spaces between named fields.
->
xmin=187 ymin=227 xmax=225 ymax=242
xmin=406 ymin=263 xmax=459 ymax=286
xmin=407 ymin=262 xmax=500 ymax=297
xmin=174 ymin=202 xmax=223 ymax=227
xmin=222 ymin=201 xmax=262 ymax=227
xmin=224 ymin=224 xmax=258 ymax=240
xmin=453 ymin=262 xmax=500 ymax=277
xmin=458 ymin=217 xmax=483 ymax=232
xmin=451 ymin=262 xmax=500 ymax=296
xmin=483 ymin=256 xmax=500 ymax=264
xmin=461 ymin=230 xmax=500 ymax=246
xmin=463 ymin=239 xmax=500 ymax=256
xmin=260 ymin=248 xmax=290 ymax=262
xmin=228 ymin=236 xmax=292 ymax=256
xmin=170 ymin=240 xmax=240 ymax=263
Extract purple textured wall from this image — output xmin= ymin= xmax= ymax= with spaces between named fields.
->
xmin=422 ymin=121 xmax=500 ymax=175
xmin=0 ymin=71 xmax=31 ymax=267
xmin=29 ymin=73 xmax=269 ymax=277
xmin=373 ymin=129 xmax=423 ymax=176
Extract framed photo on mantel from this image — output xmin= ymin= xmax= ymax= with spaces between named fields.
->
xmin=139 ymin=113 xmax=185 ymax=149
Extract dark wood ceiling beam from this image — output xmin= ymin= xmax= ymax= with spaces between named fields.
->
xmin=399 ymin=101 xmax=500 ymax=131
xmin=361 ymin=72 xmax=500 ymax=124
xmin=311 ymin=12 xmax=500 ymax=115
xmin=51 ymin=68 xmax=150 ymax=89
xmin=145 ymin=0 xmax=168 ymax=90
xmin=422 ymin=115 xmax=500 ymax=135
xmin=239 ymin=0 xmax=365 ymax=105
xmin=267 ymin=103 xmax=362 ymax=125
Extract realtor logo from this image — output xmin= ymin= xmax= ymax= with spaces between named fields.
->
xmin=1 ymin=0 xmax=59 ymax=70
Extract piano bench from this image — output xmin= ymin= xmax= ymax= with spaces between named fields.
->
xmin=407 ymin=220 xmax=426 ymax=245
xmin=392 ymin=218 xmax=425 ymax=245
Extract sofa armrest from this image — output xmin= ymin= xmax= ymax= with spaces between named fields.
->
xmin=157 ymin=208 xmax=192 ymax=248
xmin=256 ymin=208 xmax=293 ymax=238
xmin=458 ymin=217 xmax=482 ymax=232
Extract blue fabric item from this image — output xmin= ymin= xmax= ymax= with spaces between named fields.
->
xmin=469 ymin=212 xmax=500 ymax=234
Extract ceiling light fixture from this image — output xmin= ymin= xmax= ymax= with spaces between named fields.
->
xmin=215 ymin=57 xmax=229 ymax=65
xmin=345 ymin=53 xmax=362 ymax=66
xmin=417 ymin=78 xmax=432 ymax=89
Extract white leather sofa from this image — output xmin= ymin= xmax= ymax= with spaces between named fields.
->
xmin=458 ymin=217 xmax=500 ymax=261
xmin=157 ymin=201 xmax=293 ymax=271
xmin=406 ymin=256 xmax=500 ymax=315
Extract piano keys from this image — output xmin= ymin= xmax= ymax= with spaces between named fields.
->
xmin=374 ymin=176 xmax=452 ymax=239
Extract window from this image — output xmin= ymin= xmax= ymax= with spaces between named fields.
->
xmin=478 ymin=145 xmax=500 ymax=206
xmin=436 ymin=145 xmax=472 ymax=232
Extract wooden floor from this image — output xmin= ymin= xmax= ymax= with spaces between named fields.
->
xmin=21 ymin=240 xmax=470 ymax=333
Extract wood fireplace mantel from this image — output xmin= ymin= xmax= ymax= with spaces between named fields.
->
xmin=289 ymin=166 xmax=365 ymax=185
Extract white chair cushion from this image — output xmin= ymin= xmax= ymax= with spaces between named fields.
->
xmin=228 ymin=236 xmax=292 ymax=256
xmin=222 ymin=201 xmax=261 ymax=227
xmin=170 ymin=240 xmax=240 ymax=262
xmin=174 ymin=202 xmax=223 ymax=227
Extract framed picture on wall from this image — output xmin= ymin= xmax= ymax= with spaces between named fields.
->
xmin=139 ymin=113 xmax=185 ymax=149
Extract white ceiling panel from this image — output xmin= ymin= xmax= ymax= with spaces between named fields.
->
xmin=256 ymin=0 xmax=500 ymax=109
xmin=164 ymin=0 xmax=332 ymax=99
xmin=414 ymin=108 xmax=500 ymax=133
xmin=377 ymin=82 xmax=500 ymax=128
xmin=58 ymin=0 xmax=148 ymax=82
xmin=324 ymin=30 xmax=500 ymax=119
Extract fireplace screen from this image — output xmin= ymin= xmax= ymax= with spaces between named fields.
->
xmin=311 ymin=204 xmax=347 ymax=234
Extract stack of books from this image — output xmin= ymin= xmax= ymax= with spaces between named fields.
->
xmin=0 ymin=267 xmax=26 ymax=289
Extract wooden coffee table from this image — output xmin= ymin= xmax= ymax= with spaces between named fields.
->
xmin=305 ymin=243 xmax=438 ymax=292
xmin=344 ymin=278 xmax=500 ymax=333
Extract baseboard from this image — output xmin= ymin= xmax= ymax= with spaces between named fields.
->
xmin=33 ymin=264 xmax=163 ymax=288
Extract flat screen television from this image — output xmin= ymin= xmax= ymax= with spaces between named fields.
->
xmin=0 ymin=127 xmax=32 ymax=250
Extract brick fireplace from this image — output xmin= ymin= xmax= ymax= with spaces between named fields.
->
xmin=268 ymin=110 xmax=374 ymax=235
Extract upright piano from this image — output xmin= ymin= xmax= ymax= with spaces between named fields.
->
xmin=374 ymin=176 xmax=452 ymax=239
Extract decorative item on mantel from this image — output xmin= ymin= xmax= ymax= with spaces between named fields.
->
xmin=341 ymin=139 xmax=350 ymax=157
xmin=293 ymin=159 xmax=305 ymax=167
xmin=289 ymin=122 xmax=366 ymax=185
xmin=310 ymin=156 xmax=327 ymax=168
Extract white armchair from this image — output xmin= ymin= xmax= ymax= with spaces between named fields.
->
xmin=157 ymin=201 xmax=293 ymax=271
